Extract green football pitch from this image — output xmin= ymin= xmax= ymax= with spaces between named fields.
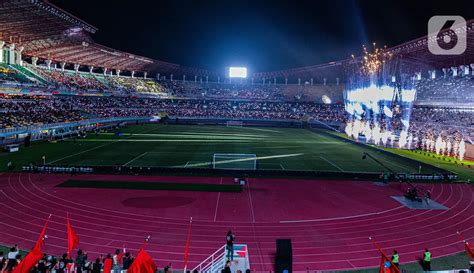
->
xmin=0 ymin=124 xmax=443 ymax=173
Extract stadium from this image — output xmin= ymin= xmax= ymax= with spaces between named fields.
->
xmin=0 ymin=1 xmax=473 ymax=273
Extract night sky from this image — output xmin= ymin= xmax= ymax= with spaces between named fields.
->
xmin=50 ymin=0 xmax=474 ymax=73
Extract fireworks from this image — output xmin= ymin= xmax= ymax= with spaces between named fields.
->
xmin=361 ymin=43 xmax=392 ymax=75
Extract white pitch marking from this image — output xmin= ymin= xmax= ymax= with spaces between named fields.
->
xmin=319 ymin=156 xmax=345 ymax=172
xmin=180 ymin=153 xmax=304 ymax=168
xmin=122 ymin=152 xmax=148 ymax=167
xmin=48 ymin=142 xmax=112 ymax=164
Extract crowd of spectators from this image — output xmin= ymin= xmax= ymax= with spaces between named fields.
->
xmin=160 ymin=81 xmax=285 ymax=100
xmin=408 ymin=107 xmax=473 ymax=151
xmin=0 ymin=245 xmax=137 ymax=273
xmin=107 ymin=77 xmax=166 ymax=95
xmin=2 ymin=94 xmax=474 ymax=138
xmin=159 ymin=80 xmax=344 ymax=103
xmin=28 ymin=67 xmax=106 ymax=91
xmin=0 ymin=97 xmax=84 ymax=128
xmin=23 ymin=67 xmax=166 ymax=95
xmin=0 ymin=95 xmax=346 ymax=129
xmin=415 ymin=76 xmax=474 ymax=103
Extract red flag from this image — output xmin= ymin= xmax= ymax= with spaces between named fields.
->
xmin=35 ymin=214 xmax=51 ymax=250
xmin=67 ymin=213 xmax=79 ymax=258
xmin=465 ymin=241 xmax=474 ymax=260
xmin=12 ymin=216 xmax=51 ymax=273
xmin=369 ymin=238 xmax=400 ymax=273
xmin=127 ymin=248 xmax=157 ymax=273
xmin=457 ymin=232 xmax=473 ymax=260
xmin=12 ymin=245 xmax=44 ymax=273
xmin=183 ymin=217 xmax=193 ymax=271
xmin=379 ymin=251 xmax=400 ymax=273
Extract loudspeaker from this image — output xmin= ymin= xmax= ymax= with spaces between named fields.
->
xmin=275 ymin=239 xmax=292 ymax=273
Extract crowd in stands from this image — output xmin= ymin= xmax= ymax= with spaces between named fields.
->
xmin=0 ymin=97 xmax=84 ymax=128
xmin=409 ymin=107 xmax=473 ymax=150
xmin=1 ymin=64 xmax=473 ymax=145
xmin=0 ymin=65 xmax=346 ymax=103
xmin=415 ymin=76 xmax=474 ymax=103
xmin=2 ymin=94 xmax=474 ymax=143
xmin=47 ymin=71 xmax=106 ymax=91
xmin=159 ymin=80 xmax=344 ymax=102
xmin=0 ymin=95 xmax=346 ymax=129
xmin=108 ymin=77 xmax=166 ymax=95
xmin=21 ymin=66 xmax=166 ymax=95
xmin=160 ymin=81 xmax=286 ymax=100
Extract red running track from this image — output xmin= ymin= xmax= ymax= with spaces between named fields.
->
xmin=0 ymin=173 xmax=472 ymax=272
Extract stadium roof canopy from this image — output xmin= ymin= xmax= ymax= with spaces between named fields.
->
xmin=382 ymin=19 xmax=474 ymax=73
xmin=1 ymin=1 xmax=473 ymax=80
xmin=255 ymin=19 xmax=474 ymax=81
xmin=0 ymin=0 xmax=193 ymax=75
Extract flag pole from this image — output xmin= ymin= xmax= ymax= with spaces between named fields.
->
xmin=183 ymin=217 xmax=193 ymax=273
xmin=457 ymin=231 xmax=466 ymax=242
xmin=140 ymin=235 xmax=151 ymax=249
xmin=368 ymin=237 xmax=400 ymax=273
xmin=457 ymin=231 xmax=474 ymax=260
xmin=35 ymin=214 xmax=52 ymax=250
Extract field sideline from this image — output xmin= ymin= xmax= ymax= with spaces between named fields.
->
xmin=0 ymin=124 xmax=443 ymax=173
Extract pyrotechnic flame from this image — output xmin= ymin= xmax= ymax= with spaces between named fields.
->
xmin=360 ymin=44 xmax=392 ymax=75
xmin=459 ymin=139 xmax=466 ymax=161
xmin=399 ymin=131 xmax=408 ymax=148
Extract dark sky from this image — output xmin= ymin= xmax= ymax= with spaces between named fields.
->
xmin=50 ymin=0 xmax=474 ymax=73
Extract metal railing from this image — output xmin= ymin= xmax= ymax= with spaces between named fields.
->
xmin=191 ymin=244 xmax=249 ymax=273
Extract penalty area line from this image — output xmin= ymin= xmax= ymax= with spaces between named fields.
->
xmin=122 ymin=152 xmax=148 ymax=167
xmin=319 ymin=156 xmax=345 ymax=172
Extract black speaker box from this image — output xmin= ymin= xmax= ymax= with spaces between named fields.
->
xmin=275 ymin=239 xmax=292 ymax=273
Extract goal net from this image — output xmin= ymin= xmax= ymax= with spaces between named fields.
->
xmin=226 ymin=120 xmax=243 ymax=127
xmin=212 ymin=153 xmax=257 ymax=170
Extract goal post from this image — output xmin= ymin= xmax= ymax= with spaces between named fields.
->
xmin=226 ymin=120 xmax=243 ymax=127
xmin=212 ymin=153 xmax=257 ymax=170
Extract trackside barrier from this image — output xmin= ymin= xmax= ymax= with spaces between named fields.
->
xmin=22 ymin=166 xmax=93 ymax=173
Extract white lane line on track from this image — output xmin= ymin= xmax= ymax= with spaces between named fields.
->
xmin=1 ymin=215 xmax=472 ymax=254
xmin=319 ymin=156 xmax=345 ymax=172
xmin=346 ymin=260 xmax=356 ymax=268
xmin=213 ymin=177 xmax=223 ymax=222
xmin=279 ymin=179 xmax=450 ymax=224
xmin=122 ymin=152 xmax=148 ymax=166
xmin=247 ymin=178 xmax=256 ymax=223
xmin=22 ymin=172 xmax=455 ymax=232
xmin=280 ymin=206 xmax=404 ymax=223
xmin=3 ymin=177 xmax=474 ymax=251
xmin=20 ymin=172 xmax=460 ymax=231
xmin=23 ymin=172 xmax=453 ymax=231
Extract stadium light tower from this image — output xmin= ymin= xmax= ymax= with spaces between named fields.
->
xmin=228 ymin=67 xmax=248 ymax=78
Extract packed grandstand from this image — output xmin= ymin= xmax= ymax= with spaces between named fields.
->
xmin=1 ymin=1 xmax=474 ymax=273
